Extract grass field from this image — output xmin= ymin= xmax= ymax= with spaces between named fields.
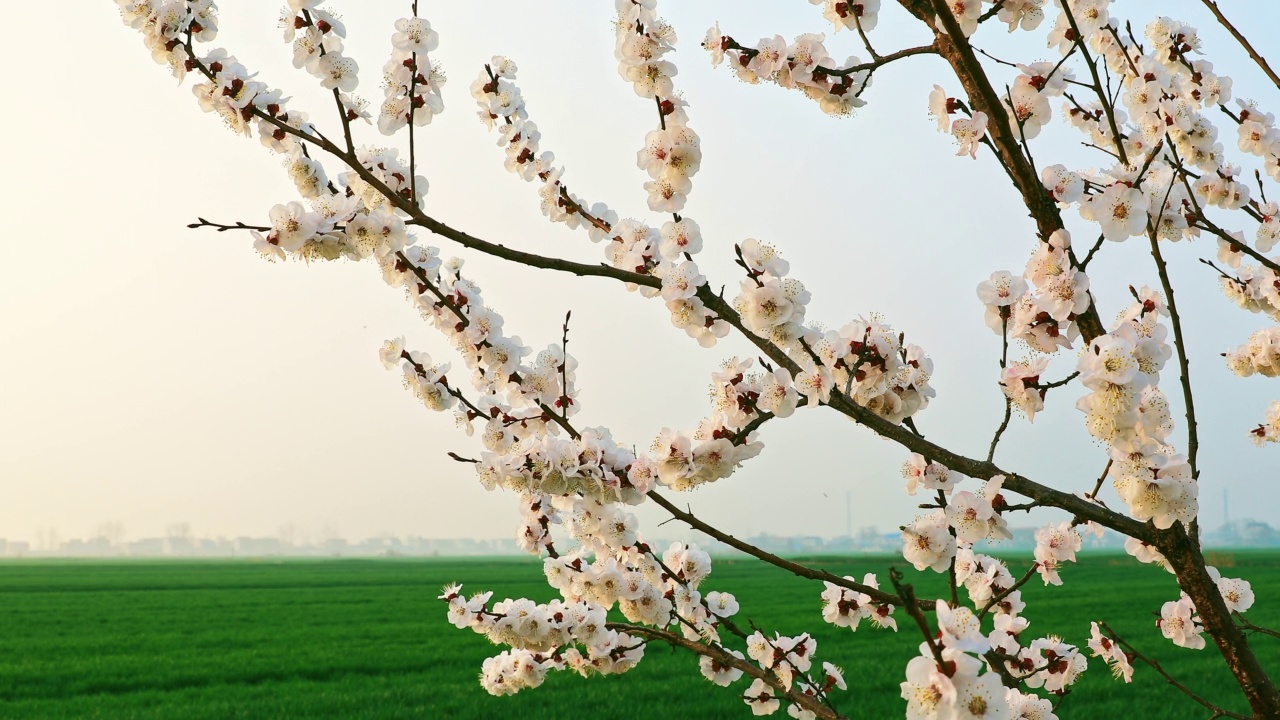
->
xmin=0 ymin=553 xmax=1277 ymax=719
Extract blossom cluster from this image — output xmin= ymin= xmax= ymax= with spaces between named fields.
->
xmin=901 ymin=597 xmax=1084 ymax=720
xmin=730 ymin=240 xmax=936 ymax=423
xmin=1075 ymin=293 xmax=1194 ymax=529
xmin=377 ymin=16 xmax=445 ymax=135
xmin=741 ymin=632 xmax=847 ymax=718
xmin=440 ymin=583 xmax=643 ymax=694
xmin=901 ymin=471 xmax=1010 ymax=574
xmin=1151 ymin=567 xmax=1254 ymax=651
xmin=468 ymin=53 xmax=726 ymax=347
xmin=116 ymin=0 xmax=218 ymax=80
xmin=702 ymin=28 xmax=873 ymax=117
xmin=116 ymin=0 xmax=1280 ymax=717
xmin=929 ymin=86 xmax=991 ymax=158
xmin=615 ymin=2 xmax=702 ymax=213
xmin=989 ymin=230 xmax=1088 ymax=357
xmin=894 ymin=458 xmax=1098 ymax=717
xmin=1225 ymin=327 xmax=1280 ymax=377
xmin=246 ymin=145 xmax=426 ymax=261
xmin=1251 ymin=401 xmax=1280 ymax=446
xmin=1219 ymin=260 xmax=1280 ymax=321
xmin=1086 ymin=622 xmax=1134 ymax=682
xmin=280 ymin=1 xmax=357 ymax=94
xmin=819 ymin=574 xmax=897 ymax=632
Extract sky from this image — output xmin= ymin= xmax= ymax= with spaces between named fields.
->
xmin=1 ymin=0 xmax=1278 ymax=547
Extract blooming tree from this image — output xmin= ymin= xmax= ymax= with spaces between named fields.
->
xmin=114 ymin=0 xmax=1280 ymax=717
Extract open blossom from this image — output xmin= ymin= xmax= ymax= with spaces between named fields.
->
xmin=705 ymin=591 xmax=740 ymax=617
xmin=945 ymin=490 xmax=999 ymax=544
xmin=902 ymin=454 xmax=955 ymax=496
xmin=1081 ymin=335 xmax=1140 ymax=386
xmin=659 ymin=261 xmax=705 ymax=301
xmin=929 ymin=85 xmax=955 ymax=132
xmin=738 ymin=281 xmax=796 ymax=331
xmin=659 ymin=218 xmax=703 ymax=260
xmin=1085 ymin=184 xmax=1148 ymax=241
xmin=941 ymin=0 xmax=984 ymax=37
xmin=793 ymin=366 xmax=835 ymax=407
xmin=1001 ymin=357 xmax=1050 ymax=420
xmin=392 ymin=17 xmax=439 ymax=55
xmin=937 ymin=600 xmax=989 ymax=654
xmin=743 ymin=677 xmax=780 ymax=715
xmin=902 ymin=511 xmax=956 ymax=572
xmin=738 ymin=239 xmax=790 ymax=278
xmin=1006 ymin=688 xmax=1056 ymax=719
xmin=1088 ymin=622 xmax=1135 ymax=683
xmin=264 ymin=201 xmax=319 ymax=251
xmin=699 ymin=651 xmax=744 ymax=686
xmin=1251 ymin=401 xmax=1280 ymax=446
xmin=379 ymin=336 xmax=406 ymax=369
xmin=1208 ymin=567 xmax=1255 ymax=613
xmin=1160 ymin=594 xmax=1205 ymax=649
xmin=901 ymin=648 xmax=982 ymax=718
xmin=1042 ymin=164 xmax=1084 ymax=203
xmin=1033 ymin=521 xmax=1080 ymax=585
xmin=998 ymin=0 xmax=1045 ymax=32
xmin=757 ymin=368 xmax=800 ymax=418
xmin=1006 ymin=79 xmax=1051 ymax=139
xmin=977 ymin=271 xmax=1028 ymax=308
xmin=952 ymin=111 xmax=988 ymax=157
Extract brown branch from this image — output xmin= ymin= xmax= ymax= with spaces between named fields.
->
xmin=1058 ymin=3 xmax=1128 ymax=165
xmin=1146 ymin=231 xmax=1199 ymax=481
xmin=1086 ymin=459 xmax=1113 ymax=503
xmin=887 ymin=569 xmax=945 ymax=667
xmin=646 ymin=489 xmax=924 ymax=611
xmin=1199 ymin=0 xmax=1280 ymax=93
xmin=607 ymin=622 xmax=842 ymax=720
xmin=690 ymin=283 xmax=1162 ymax=544
xmin=897 ymin=0 xmax=1106 ymax=342
xmin=1097 ymin=622 xmax=1250 ymax=719
xmin=187 ymin=218 xmax=270 ymax=233
xmin=1160 ymin=533 xmax=1280 ymax=716
xmin=184 ymin=28 xmax=1158 ymax=554
xmin=1166 ymin=143 xmax=1280 ymax=276
xmin=978 ymin=562 xmax=1038 ymax=619
xmin=821 ymin=42 xmax=938 ymax=77
xmin=1235 ymin=613 xmax=1280 ymax=641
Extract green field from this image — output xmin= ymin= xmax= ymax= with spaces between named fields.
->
xmin=0 ymin=553 xmax=1277 ymax=719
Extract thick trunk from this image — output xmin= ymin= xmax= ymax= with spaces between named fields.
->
xmin=1163 ymin=531 xmax=1280 ymax=718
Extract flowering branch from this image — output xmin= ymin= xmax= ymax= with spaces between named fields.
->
xmin=608 ymin=622 xmax=842 ymax=720
xmin=1198 ymin=0 xmax=1280 ymax=92
xmin=647 ymin=489 xmax=921 ymax=610
xmin=1096 ymin=622 xmax=1250 ymax=720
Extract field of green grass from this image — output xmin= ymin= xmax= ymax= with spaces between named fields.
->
xmin=0 ymin=552 xmax=1277 ymax=719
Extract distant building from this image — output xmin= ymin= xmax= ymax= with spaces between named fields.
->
xmin=234 ymin=537 xmax=283 ymax=556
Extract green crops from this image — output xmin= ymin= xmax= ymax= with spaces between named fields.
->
xmin=1 ymin=553 xmax=1277 ymax=718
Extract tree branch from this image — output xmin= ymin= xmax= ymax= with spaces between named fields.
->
xmin=1199 ymin=0 xmax=1280 ymax=93
xmin=647 ymin=489 xmax=924 ymax=611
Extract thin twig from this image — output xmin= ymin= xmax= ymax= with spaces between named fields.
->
xmin=1097 ymin=622 xmax=1249 ymax=719
xmin=1199 ymin=0 xmax=1280 ymax=92
xmin=647 ymin=490 xmax=925 ymax=611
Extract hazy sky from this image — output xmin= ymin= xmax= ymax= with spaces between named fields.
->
xmin=2 ymin=1 xmax=1278 ymax=545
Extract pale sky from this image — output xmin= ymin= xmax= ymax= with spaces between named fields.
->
xmin=1 ymin=1 xmax=1277 ymax=545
